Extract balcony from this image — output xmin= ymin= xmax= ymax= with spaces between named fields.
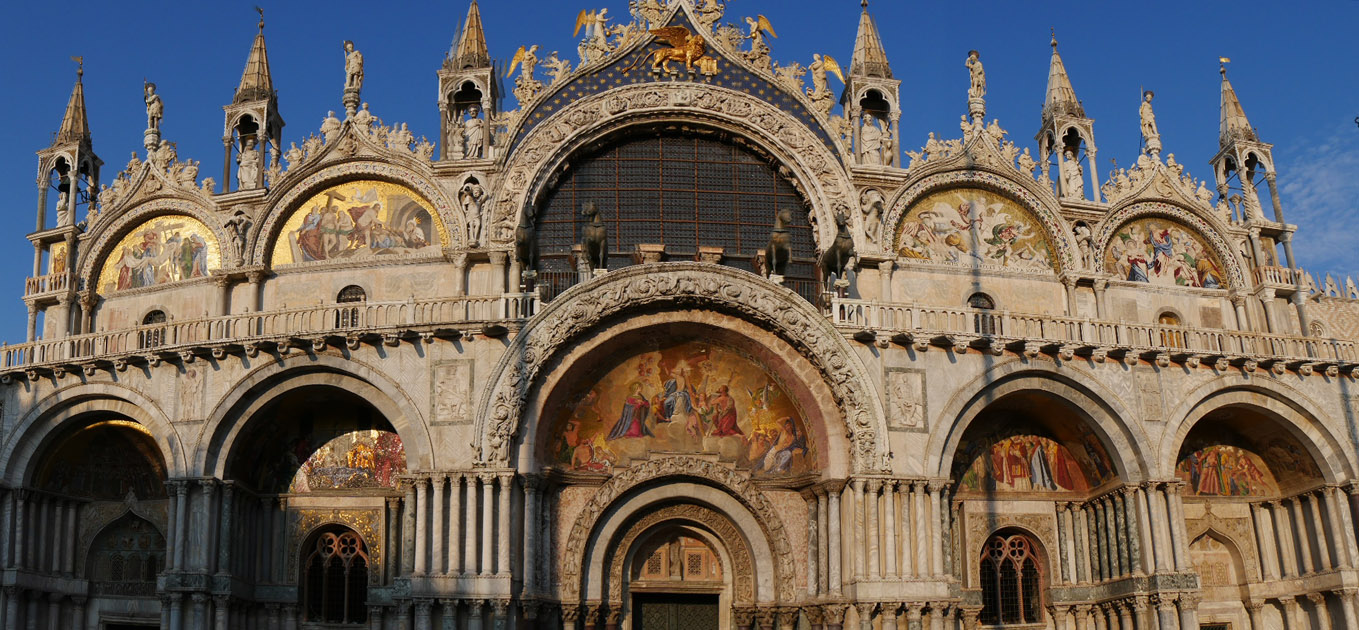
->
xmin=24 ymin=272 xmax=72 ymax=298
xmin=829 ymin=297 xmax=1357 ymax=367
xmin=0 ymin=293 xmax=539 ymax=372
xmin=1253 ymin=265 xmax=1302 ymax=287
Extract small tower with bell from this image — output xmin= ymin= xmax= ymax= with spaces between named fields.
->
xmin=840 ymin=0 xmax=900 ymax=168
xmin=440 ymin=0 xmax=499 ymax=162
xmin=30 ymin=58 xmax=101 ymax=341
xmin=1035 ymin=31 xmax=1099 ymax=203
xmin=222 ymin=8 xmax=284 ymax=193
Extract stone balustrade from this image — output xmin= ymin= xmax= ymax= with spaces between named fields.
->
xmin=830 ymin=297 xmax=1358 ymax=367
xmin=23 ymin=272 xmax=71 ymax=298
xmin=1253 ymin=265 xmax=1301 ymax=286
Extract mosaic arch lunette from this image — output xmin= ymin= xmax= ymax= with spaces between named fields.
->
xmin=1103 ymin=216 xmax=1227 ymax=289
xmin=96 ymin=213 xmax=220 ymax=294
xmin=473 ymin=263 xmax=888 ymax=472
xmin=1093 ymin=201 xmax=1246 ymax=289
xmin=544 ymin=340 xmax=817 ymax=477
xmin=270 ymin=180 xmax=448 ymax=266
xmin=489 ymin=82 xmax=858 ymax=251
xmin=894 ymin=187 xmax=1057 ymax=274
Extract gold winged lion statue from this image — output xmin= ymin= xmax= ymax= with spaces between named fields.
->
xmin=623 ymin=25 xmax=709 ymax=75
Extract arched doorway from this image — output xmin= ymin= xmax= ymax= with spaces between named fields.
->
xmin=627 ymin=526 xmax=726 ymax=630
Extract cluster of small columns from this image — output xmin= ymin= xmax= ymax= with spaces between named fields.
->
xmin=845 ymin=602 xmax=957 ymax=630
xmin=803 ymin=478 xmax=952 ymax=597
xmin=1249 ymin=485 xmax=1358 ymax=580
xmin=1044 ymin=593 xmax=1196 ymax=630
xmin=0 ymin=588 xmax=88 ymax=630
xmin=1051 ymin=483 xmax=1186 ymax=585
xmin=0 ymin=488 xmax=82 ymax=576
xmin=402 ymin=471 xmax=517 ymax=578
xmin=384 ymin=597 xmax=515 ymax=630
xmin=1245 ymin=590 xmax=1359 ymax=630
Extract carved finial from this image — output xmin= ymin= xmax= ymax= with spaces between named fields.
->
xmin=255 ymin=5 xmax=264 ymax=30
xmin=1218 ymin=56 xmax=1230 ymax=77
xmin=1050 ymin=28 xmax=1057 ymax=50
xmin=71 ymin=56 xmax=84 ymax=79
xmin=861 ymin=0 xmax=868 ymax=8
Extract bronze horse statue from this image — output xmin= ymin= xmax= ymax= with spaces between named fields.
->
xmin=819 ymin=212 xmax=856 ymax=284
xmin=765 ymin=207 xmax=793 ymax=277
xmin=581 ymin=202 xmax=609 ymax=272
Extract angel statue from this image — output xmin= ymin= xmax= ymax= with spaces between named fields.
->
xmin=575 ymin=8 xmax=614 ymax=63
xmin=144 ymin=81 xmax=163 ymax=131
xmin=343 ymin=40 xmax=364 ymax=91
xmin=807 ymin=54 xmax=844 ymax=98
xmin=624 ymin=26 xmax=708 ymax=75
xmin=509 ymin=45 xmax=540 ymax=85
xmin=744 ymin=15 xmax=776 ymax=53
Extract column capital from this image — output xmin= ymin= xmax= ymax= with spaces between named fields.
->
xmin=820 ymin=604 xmax=847 ymax=625
xmin=191 ymin=592 xmax=210 ymax=604
xmin=415 ymin=598 xmax=434 ymax=614
xmin=903 ymin=604 xmax=923 ymax=622
xmin=865 ymin=479 xmax=883 ymax=493
xmin=1306 ymin=592 xmax=1326 ymax=606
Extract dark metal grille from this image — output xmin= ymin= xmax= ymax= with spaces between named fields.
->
xmin=303 ymin=529 xmax=369 ymax=624
xmin=536 ymin=132 xmax=818 ymax=302
xmin=979 ymin=534 xmax=1043 ymax=626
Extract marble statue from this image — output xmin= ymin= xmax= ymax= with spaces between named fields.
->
xmin=154 ymin=140 xmax=177 ymax=171
xmin=1073 ymin=223 xmax=1092 ymax=269
xmin=460 ymin=179 xmax=487 ymax=247
xmin=1140 ymin=91 xmax=1160 ymax=152
xmin=237 ymin=140 xmax=261 ymax=189
xmin=965 ymin=50 xmax=985 ymax=99
xmin=144 ymin=82 xmax=163 ymax=131
xmin=1061 ymin=149 xmax=1084 ymax=199
xmin=321 ymin=111 xmax=342 ymax=144
xmin=860 ymin=189 xmax=884 ymax=248
xmin=463 ymin=105 xmax=487 ymax=159
xmin=352 ymin=103 xmax=375 ymax=131
xmin=55 ymin=190 xmax=71 ymax=227
xmin=284 ymin=142 xmax=304 ymax=170
xmin=176 ymin=159 xmax=199 ymax=188
xmin=446 ymin=112 xmax=465 ymax=159
xmin=343 ymin=41 xmax=364 ymax=91
xmin=225 ymin=210 xmax=251 ymax=260
xmin=859 ymin=114 xmax=884 ymax=166
xmin=125 ymin=151 xmax=142 ymax=175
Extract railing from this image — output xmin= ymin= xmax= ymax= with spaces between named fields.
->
xmin=1254 ymin=265 xmax=1300 ymax=286
xmin=24 ymin=272 xmax=72 ymax=297
xmin=0 ymin=293 xmax=540 ymax=370
xmin=830 ymin=298 xmax=1359 ymax=364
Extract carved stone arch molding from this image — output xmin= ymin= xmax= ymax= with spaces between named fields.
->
xmin=605 ymin=504 xmax=755 ymax=605
xmin=473 ymin=263 xmax=889 ymax=472
xmin=78 ymin=198 xmax=229 ymax=291
xmin=490 ymin=82 xmax=857 ymax=250
xmin=1093 ymin=201 xmax=1248 ymax=289
xmin=881 ymin=170 xmax=1079 ymax=274
xmin=249 ymin=159 xmax=465 ymax=265
xmin=561 ymin=456 xmax=795 ymax=604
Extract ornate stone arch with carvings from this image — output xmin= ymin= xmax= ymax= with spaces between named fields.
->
xmin=605 ymin=503 xmax=756 ymax=604
xmin=1094 ymin=201 xmax=1248 ymax=290
xmin=488 ymin=82 xmax=858 ymax=251
xmin=472 ymin=263 xmax=889 ymax=472
xmin=560 ymin=455 xmax=795 ymax=604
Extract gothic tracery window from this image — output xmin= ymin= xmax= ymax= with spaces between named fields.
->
xmin=335 ymin=285 xmax=367 ymax=328
xmin=969 ymin=293 xmax=997 ymax=336
xmin=978 ymin=534 xmax=1043 ymax=626
xmin=302 ymin=528 xmax=370 ymax=624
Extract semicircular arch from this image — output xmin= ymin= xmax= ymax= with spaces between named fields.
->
xmin=1094 ymin=201 xmax=1247 ymax=290
xmin=492 ymin=83 xmax=857 ymax=251
xmin=195 ymin=354 xmax=434 ymax=477
xmin=80 ymin=198 xmax=227 ymax=296
xmin=475 ymin=262 xmax=888 ymax=473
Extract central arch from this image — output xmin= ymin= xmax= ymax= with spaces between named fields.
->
xmin=474 ymin=263 xmax=889 ymax=473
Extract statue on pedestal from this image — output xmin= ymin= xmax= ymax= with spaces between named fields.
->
xmin=463 ymin=105 xmax=487 ymax=159
xmin=144 ymin=82 xmax=163 ymax=131
xmin=343 ymin=40 xmax=364 ymax=91
xmin=1061 ymin=149 xmax=1085 ymax=199
xmin=1139 ymin=90 xmax=1161 ymax=156
xmin=237 ymin=140 xmax=261 ymax=189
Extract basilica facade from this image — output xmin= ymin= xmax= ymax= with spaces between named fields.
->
xmin=3 ymin=1 xmax=1359 ymax=629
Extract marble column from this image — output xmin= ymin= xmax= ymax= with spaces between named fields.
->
xmin=370 ymin=605 xmax=387 ymax=630
xmin=1289 ymin=498 xmax=1314 ymax=574
xmin=488 ymin=252 xmax=508 ymax=295
xmin=450 ymin=474 xmax=464 ymax=576
xmin=1133 ymin=487 xmax=1154 ymax=576
xmin=866 ymin=480 xmax=881 ymax=578
xmin=828 ymin=484 xmax=843 ymax=595
xmin=929 ymin=482 xmax=945 ymax=577
xmin=466 ymin=477 xmax=480 ymax=575
xmin=1117 ymin=602 xmax=1132 ymax=630
xmin=1146 ymin=486 xmax=1169 ymax=574
xmin=169 ymin=594 xmax=185 ymax=630
xmin=1326 ymin=487 xmax=1354 ymax=568
xmin=903 ymin=605 xmax=922 ymax=630
xmin=913 ymin=482 xmax=929 ymax=577
xmin=525 ymin=476 xmax=540 ymax=593
xmin=1075 ymin=504 xmax=1091 ymax=583
xmin=214 ymin=596 xmax=229 ymax=630
xmin=1093 ymin=499 xmax=1109 ymax=580
xmin=805 ymin=491 xmax=819 ymax=597
xmin=883 ymin=482 xmax=897 ymax=578
xmin=1111 ymin=494 xmax=1130 ymax=576
xmin=481 ymin=475 xmax=494 ymax=576
xmin=1311 ymin=491 xmax=1334 ymax=570
xmin=1166 ymin=483 xmax=1189 ymax=572
xmin=415 ymin=477 xmax=429 ymax=576
xmin=1072 ymin=605 xmax=1089 ymax=630
xmin=432 ymin=475 xmax=446 ymax=575
xmin=1176 ymin=593 xmax=1198 ymax=630
xmin=1270 ymin=501 xmax=1298 ymax=577
xmin=1091 ymin=605 xmax=1107 ymax=630
xmin=851 ymin=480 xmax=866 ymax=581
xmin=1153 ymin=597 xmax=1175 ymax=630
xmin=467 ymin=601 xmax=485 ymax=630
xmin=1251 ymin=502 xmax=1279 ymax=579
xmin=175 ymin=482 xmax=191 ymax=572
xmin=899 ymin=483 xmax=914 ymax=579
xmin=416 ymin=599 xmax=434 ymax=630
xmin=1338 ymin=589 xmax=1359 ymax=630
xmin=1308 ymin=593 xmax=1333 ymax=630
xmin=1282 ymin=596 xmax=1303 ymax=630
xmin=1244 ymin=602 xmax=1265 ymax=630
xmin=1055 ymin=504 xmax=1072 ymax=584
xmin=441 ymin=601 xmax=458 ymax=630
xmin=70 ymin=596 xmax=85 ymax=630
xmin=403 ymin=481 xmax=418 ymax=574
xmin=497 ymin=474 xmax=512 ymax=576
xmin=817 ymin=489 xmax=830 ymax=593
xmin=1048 ymin=605 xmax=1070 ymax=630
xmin=1132 ymin=597 xmax=1152 ymax=630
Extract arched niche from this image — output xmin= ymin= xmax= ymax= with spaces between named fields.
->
xmin=85 ymin=512 xmax=167 ymax=598
xmin=950 ymin=391 xmax=1117 ymax=497
xmin=894 ymin=186 xmax=1059 ymax=275
xmin=269 ymin=179 xmax=448 ymax=267
xmin=94 ymin=213 xmax=220 ymax=294
xmin=34 ymin=416 xmax=168 ymax=500
xmin=534 ymin=321 xmax=823 ymax=479
xmin=1102 ymin=215 xmax=1228 ymax=289
xmin=221 ymin=384 xmax=407 ymax=494
xmin=611 ymin=512 xmax=742 ymax=630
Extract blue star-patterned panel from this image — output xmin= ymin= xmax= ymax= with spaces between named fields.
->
xmin=509 ymin=9 xmax=839 ymax=158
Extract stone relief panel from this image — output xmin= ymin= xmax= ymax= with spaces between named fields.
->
xmin=1103 ymin=217 xmax=1226 ymax=289
xmin=96 ymin=214 xmax=219 ymax=294
xmin=894 ymin=187 xmax=1056 ymax=274
xmin=884 ymin=368 xmax=925 ymax=431
xmin=1136 ymin=369 xmax=1164 ymax=424
xmin=270 ymin=180 xmax=447 ymax=266
xmin=432 ymin=360 xmax=475 ymax=425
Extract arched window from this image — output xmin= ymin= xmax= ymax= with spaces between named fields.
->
xmin=87 ymin=514 xmax=165 ymax=597
xmin=979 ymin=534 xmax=1042 ymax=626
xmin=1158 ymin=311 xmax=1184 ymax=348
xmin=969 ymin=293 xmax=997 ymax=336
xmin=302 ymin=527 xmax=369 ymax=624
xmin=335 ymin=285 xmax=367 ymax=328
xmin=140 ymin=310 xmax=167 ymax=349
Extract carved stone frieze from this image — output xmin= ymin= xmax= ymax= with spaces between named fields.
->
xmin=473 ymin=263 xmax=887 ymax=471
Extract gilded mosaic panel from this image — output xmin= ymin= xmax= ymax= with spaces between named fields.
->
xmin=271 ymin=180 xmax=447 ymax=266
xmin=894 ymin=188 xmax=1056 ymax=274
xmin=1103 ymin=217 xmax=1226 ymax=289
xmin=96 ymin=214 xmax=219 ymax=293
xmin=1176 ymin=445 xmax=1276 ymax=497
xmin=954 ymin=421 xmax=1115 ymax=495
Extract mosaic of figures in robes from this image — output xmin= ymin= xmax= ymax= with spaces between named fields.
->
xmin=36 ymin=420 xmax=167 ymax=500
xmin=895 ymin=188 xmax=1055 ymax=274
xmin=1103 ymin=218 xmax=1225 ymax=289
xmin=955 ymin=421 xmax=1115 ymax=493
xmin=272 ymin=180 xmax=447 ymax=265
xmin=547 ymin=340 xmax=815 ymax=476
xmin=97 ymin=214 xmax=217 ymax=293
xmin=1176 ymin=444 xmax=1275 ymax=496
xmin=253 ymin=416 xmax=407 ymax=493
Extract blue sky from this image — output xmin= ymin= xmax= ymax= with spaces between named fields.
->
xmin=0 ymin=1 xmax=1355 ymax=343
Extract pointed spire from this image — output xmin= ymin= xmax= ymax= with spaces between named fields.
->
xmin=55 ymin=58 xmax=90 ymax=145
xmin=849 ymin=0 xmax=892 ymax=79
xmin=234 ymin=9 xmax=275 ymax=104
xmin=1218 ymin=60 xmax=1257 ymax=147
xmin=451 ymin=0 xmax=490 ymax=70
xmin=1042 ymin=30 xmax=1084 ymax=119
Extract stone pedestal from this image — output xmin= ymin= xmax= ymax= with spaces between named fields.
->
xmin=343 ymin=87 xmax=361 ymax=118
xmin=968 ymin=97 xmax=985 ymax=122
